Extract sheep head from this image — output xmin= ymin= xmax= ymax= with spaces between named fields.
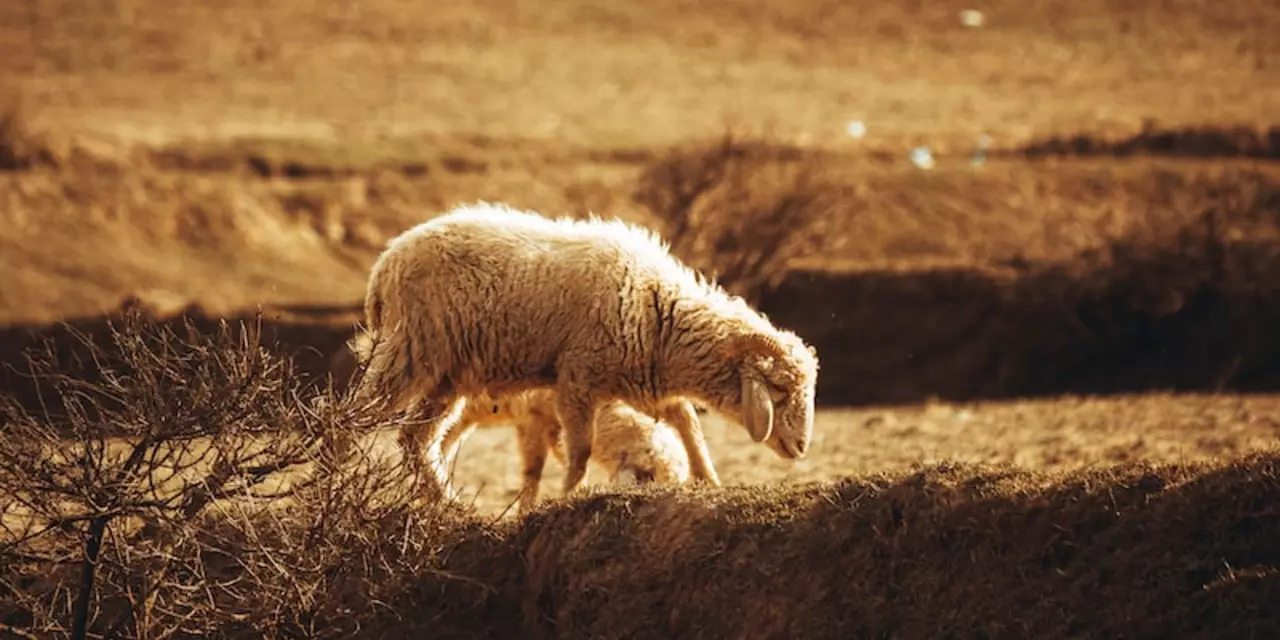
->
xmin=726 ymin=330 xmax=819 ymax=460
xmin=592 ymin=402 xmax=690 ymax=486
xmin=614 ymin=426 xmax=691 ymax=486
xmin=612 ymin=466 xmax=650 ymax=486
xmin=610 ymin=446 xmax=689 ymax=487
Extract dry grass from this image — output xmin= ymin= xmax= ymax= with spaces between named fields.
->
xmin=509 ymin=455 xmax=1280 ymax=639
xmin=632 ymin=135 xmax=831 ymax=302
xmin=1 ymin=315 xmax=1277 ymax=639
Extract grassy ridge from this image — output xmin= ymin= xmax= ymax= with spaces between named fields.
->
xmin=11 ymin=448 xmax=1278 ymax=637
xmin=498 ymin=455 xmax=1280 ymax=639
xmin=1 ymin=310 xmax=1275 ymax=639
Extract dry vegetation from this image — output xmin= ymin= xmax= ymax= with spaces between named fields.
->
xmin=0 ymin=311 xmax=463 ymax=638
xmin=2 ymin=0 xmax=1280 ymax=636
xmin=2 ymin=314 xmax=1277 ymax=638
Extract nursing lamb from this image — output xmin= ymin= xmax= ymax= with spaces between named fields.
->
xmin=440 ymin=390 xmax=690 ymax=514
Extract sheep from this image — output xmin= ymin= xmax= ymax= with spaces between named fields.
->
xmin=438 ymin=390 xmax=691 ymax=514
xmin=346 ymin=331 xmax=689 ymax=513
xmin=350 ymin=201 xmax=820 ymax=502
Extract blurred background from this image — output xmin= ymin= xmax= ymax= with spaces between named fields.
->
xmin=3 ymin=3 xmax=1280 ymax=638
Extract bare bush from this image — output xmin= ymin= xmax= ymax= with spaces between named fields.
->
xmin=633 ymin=134 xmax=830 ymax=303
xmin=0 ymin=306 xmax=472 ymax=639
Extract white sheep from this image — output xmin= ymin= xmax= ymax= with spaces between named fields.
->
xmin=346 ymin=332 xmax=689 ymax=514
xmin=350 ymin=201 xmax=820 ymax=501
xmin=438 ymin=391 xmax=691 ymax=514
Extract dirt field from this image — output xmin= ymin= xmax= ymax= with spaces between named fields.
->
xmin=450 ymin=392 xmax=1280 ymax=515
xmin=2 ymin=0 xmax=1280 ymax=636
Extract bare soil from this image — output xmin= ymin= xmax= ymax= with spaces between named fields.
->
xmin=450 ymin=392 xmax=1280 ymax=516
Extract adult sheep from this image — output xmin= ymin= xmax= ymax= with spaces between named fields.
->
xmin=352 ymin=201 xmax=819 ymax=500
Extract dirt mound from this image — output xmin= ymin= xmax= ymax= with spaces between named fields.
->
xmin=7 ymin=144 xmax=1280 ymax=409
xmin=764 ymin=218 xmax=1280 ymax=404
xmin=12 ymin=218 xmax=1280 ymax=412
xmin=5 ymin=135 xmax=1280 ymax=408
xmin=1014 ymin=124 xmax=1280 ymax=160
xmin=631 ymin=138 xmax=1280 ymax=404
xmin=404 ymin=454 xmax=1280 ymax=638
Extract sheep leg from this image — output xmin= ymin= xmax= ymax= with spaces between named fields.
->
xmin=515 ymin=412 xmax=555 ymax=516
xmin=437 ymin=399 xmax=480 ymax=473
xmin=555 ymin=391 xmax=597 ymax=497
xmin=546 ymin=424 xmax=568 ymax=468
xmin=398 ymin=396 xmax=463 ymax=500
xmin=659 ymin=399 xmax=722 ymax=486
xmin=349 ymin=323 xmax=463 ymax=497
xmin=439 ymin=421 xmax=478 ymax=483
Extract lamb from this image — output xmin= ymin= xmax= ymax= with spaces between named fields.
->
xmin=439 ymin=391 xmax=691 ymax=514
xmin=346 ymin=332 xmax=689 ymax=514
xmin=350 ymin=201 xmax=820 ymax=501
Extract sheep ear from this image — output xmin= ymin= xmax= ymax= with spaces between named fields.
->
xmin=741 ymin=369 xmax=774 ymax=443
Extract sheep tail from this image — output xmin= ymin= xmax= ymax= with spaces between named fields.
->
xmin=351 ymin=288 xmax=417 ymax=413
